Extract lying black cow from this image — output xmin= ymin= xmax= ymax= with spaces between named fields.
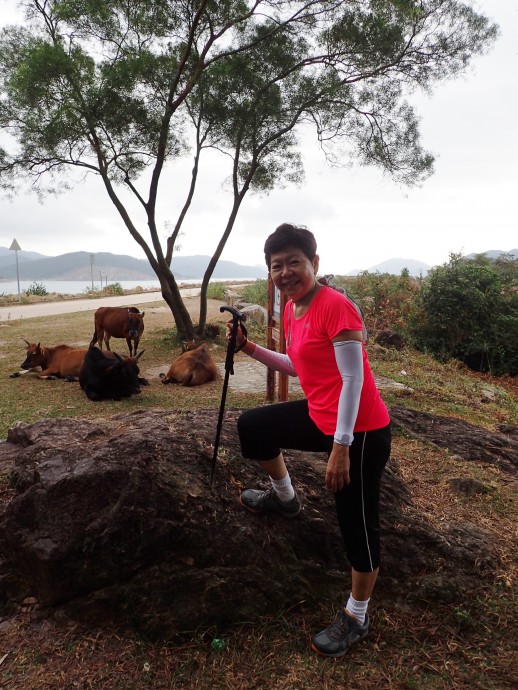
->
xmin=79 ymin=347 xmax=145 ymax=401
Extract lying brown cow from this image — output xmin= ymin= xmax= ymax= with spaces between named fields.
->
xmin=159 ymin=343 xmax=218 ymax=387
xmin=90 ymin=306 xmax=145 ymax=356
xmin=9 ymin=340 xmax=88 ymax=380
xmin=10 ymin=340 xmax=150 ymax=383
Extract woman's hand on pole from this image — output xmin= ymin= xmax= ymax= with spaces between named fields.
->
xmin=325 ymin=443 xmax=351 ymax=491
xmin=226 ymin=320 xmax=246 ymax=349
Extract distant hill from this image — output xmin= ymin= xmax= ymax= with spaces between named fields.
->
xmin=0 ymin=248 xmax=48 ymax=266
xmin=345 ymin=249 xmax=518 ymax=277
xmin=1 ymin=246 xmax=514 ymax=282
xmin=347 ymin=258 xmax=432 ymax=277
xmin=466 ymin=249 xmax=518 ymax=260
xmin=0 ymin=249 xmax=268 ymax=281
xmin=169 ymin=255 xmax=268 ymax=280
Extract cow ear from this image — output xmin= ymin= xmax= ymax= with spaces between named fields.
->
xmin=141 ymin=312 xmax=145 ymax=318
xmin=136 ymin=350 xmax=144 ymax=360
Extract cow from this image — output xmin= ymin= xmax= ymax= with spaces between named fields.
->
xmin=159 ymin=342 xmax=218 ymax=387
xmin=9 ymin=340 xmax=88 ymax=380
xmin=79 ymin=346 xmax=145 ymax=401
xmin=90 ymin=306 xmax=145 ymax=356
xmin=103 ymin=350 xmax=150 ymax=388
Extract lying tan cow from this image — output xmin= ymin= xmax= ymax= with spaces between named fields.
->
xmin=159 ymin=343 xmax=218 ymax=387
xmin=10 ymin=340 xmax=88 ymax=380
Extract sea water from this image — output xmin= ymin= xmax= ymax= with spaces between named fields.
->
xmin=0 ymin=279 xmax=162 ymax=296
xmin=0 ymin=277 xmax=246 ymax=297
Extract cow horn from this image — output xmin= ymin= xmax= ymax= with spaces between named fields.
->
xmin=114 ymin=352 xmax=124 ymax=362
xmin=23 ymin=338 xmax=30 ymax=345
xmin=136 ymin=350 xmax=145 ymax=360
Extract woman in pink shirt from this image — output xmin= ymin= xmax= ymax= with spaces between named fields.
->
xmin=233 ymin=223 xmax=391 ymax=659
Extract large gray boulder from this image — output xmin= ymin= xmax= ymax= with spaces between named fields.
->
xmin=0 ymin=408 xmax=501 ymax=638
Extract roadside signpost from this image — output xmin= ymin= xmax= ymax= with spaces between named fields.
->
xmin=9 ymin=239 xmax=21 ymax=301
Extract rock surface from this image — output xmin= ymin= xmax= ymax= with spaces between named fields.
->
xmin=0 ymin=407 xmax=509 ymax=638
xmin=390 ymin=406 xmax=518 ymax=473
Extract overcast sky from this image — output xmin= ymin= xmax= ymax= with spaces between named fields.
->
xmin=0 ymin=0 xmax=516 ymax=274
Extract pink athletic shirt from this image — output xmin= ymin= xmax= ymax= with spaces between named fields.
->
xmin=284 ymin=286 xmax=390 ymax=436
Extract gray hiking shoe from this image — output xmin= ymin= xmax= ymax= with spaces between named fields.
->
xmin=240 ymin=487 xmax=301 ymax=518
xmin=311 ymin=609 xmax=370 ymax=658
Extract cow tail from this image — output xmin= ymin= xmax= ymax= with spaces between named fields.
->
xmin=89 ymin=330 xmax=98 ymax=348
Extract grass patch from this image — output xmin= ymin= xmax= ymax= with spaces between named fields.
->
xmin=240 ymin=278 xmax=268 ymax=307
xmin=0 ymin=300 xmax=232 ymax=437
xmin=0 ymin=294 xmax=516 ymax=689
xmin=206 ymin=282 xmax=227 ymax=301
xmin=367 ymin=344 xmax=517 ymax=429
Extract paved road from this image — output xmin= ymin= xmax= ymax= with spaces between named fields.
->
xmin=0 ymin=288 xmax=201 ymax=322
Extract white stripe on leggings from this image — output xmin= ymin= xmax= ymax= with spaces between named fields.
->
xmin=359 ymin=432 xmax=374 ymax=571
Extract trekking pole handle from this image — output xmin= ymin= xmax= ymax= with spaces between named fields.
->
xmin=220 ymin=306 xmax=246 ymax=372
xmin=220 ymin=305 xmax=245 ymax=321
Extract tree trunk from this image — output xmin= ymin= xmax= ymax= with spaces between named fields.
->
xmin=159 ymin=272 xmax=197 ymax=341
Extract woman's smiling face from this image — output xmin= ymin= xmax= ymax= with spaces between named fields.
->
xmin=269 ymin=246 xmax=319 ymax=302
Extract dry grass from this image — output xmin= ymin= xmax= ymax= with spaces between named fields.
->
xmin=0 ymin=296 xmax=517 ymax=689
xmin=0 ymin=297 xmax=265 ymax=437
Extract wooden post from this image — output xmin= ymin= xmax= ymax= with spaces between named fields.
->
xmin=266 ymin=276 xmax=288 ymax=402
xmin=266 ymin=277 xmax=276 ymax=402
xmin=278 ymin=291 xmax=288 ymax=402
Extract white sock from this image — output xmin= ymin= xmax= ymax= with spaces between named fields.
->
xmin=345 ymin=594 xmax=370 ymax=625
xmin=270 ymin=472 xmax=295 ymax=502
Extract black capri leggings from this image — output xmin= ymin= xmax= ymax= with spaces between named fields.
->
xmin=237 ymin=400 xmax=391 ymax=572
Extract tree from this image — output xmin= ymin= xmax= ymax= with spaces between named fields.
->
xmin=409 ymin=253 xmax=518 ymax=374
xmin=0 ymin=0 xmax=497 ymax=338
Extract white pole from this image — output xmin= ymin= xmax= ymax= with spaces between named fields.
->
xmin=9 ymin=239 xmax=22 ymax=301
xmin=15 ymin=249 xmax=20 ymax=301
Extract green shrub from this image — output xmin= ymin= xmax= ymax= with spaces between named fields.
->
xmin=409 ymin=253 xmax=518 ymax=375
xmin=26 ymin=282 xmax=48 ymax=296
xmin=206 ymin=282 xmax=226 ymax=300
xmin=83 ymin=285 xmax=101 ymax=295
xmin=240 ymin=279 xmax=268 ymax=307
xmin=105 ymin=282 xmax=124 ymax=295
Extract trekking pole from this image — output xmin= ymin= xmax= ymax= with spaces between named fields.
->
xmin=210 ymin=306 xmax=247 ymax=486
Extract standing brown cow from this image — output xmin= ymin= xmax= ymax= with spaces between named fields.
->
xmin=159 ymin=343 xmax=218 ymax=386
xmin=90 ymin=307 xmax=145 ymax=356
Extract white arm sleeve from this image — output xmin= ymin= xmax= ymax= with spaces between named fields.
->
xmin=250 ymin=343 xmax=297 ymax=376
xmin=333 ymin=340 xmax=364 ymax=446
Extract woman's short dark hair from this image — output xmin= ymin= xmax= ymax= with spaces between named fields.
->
xmin=264 ymin=223 xmax=317 ymax=267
